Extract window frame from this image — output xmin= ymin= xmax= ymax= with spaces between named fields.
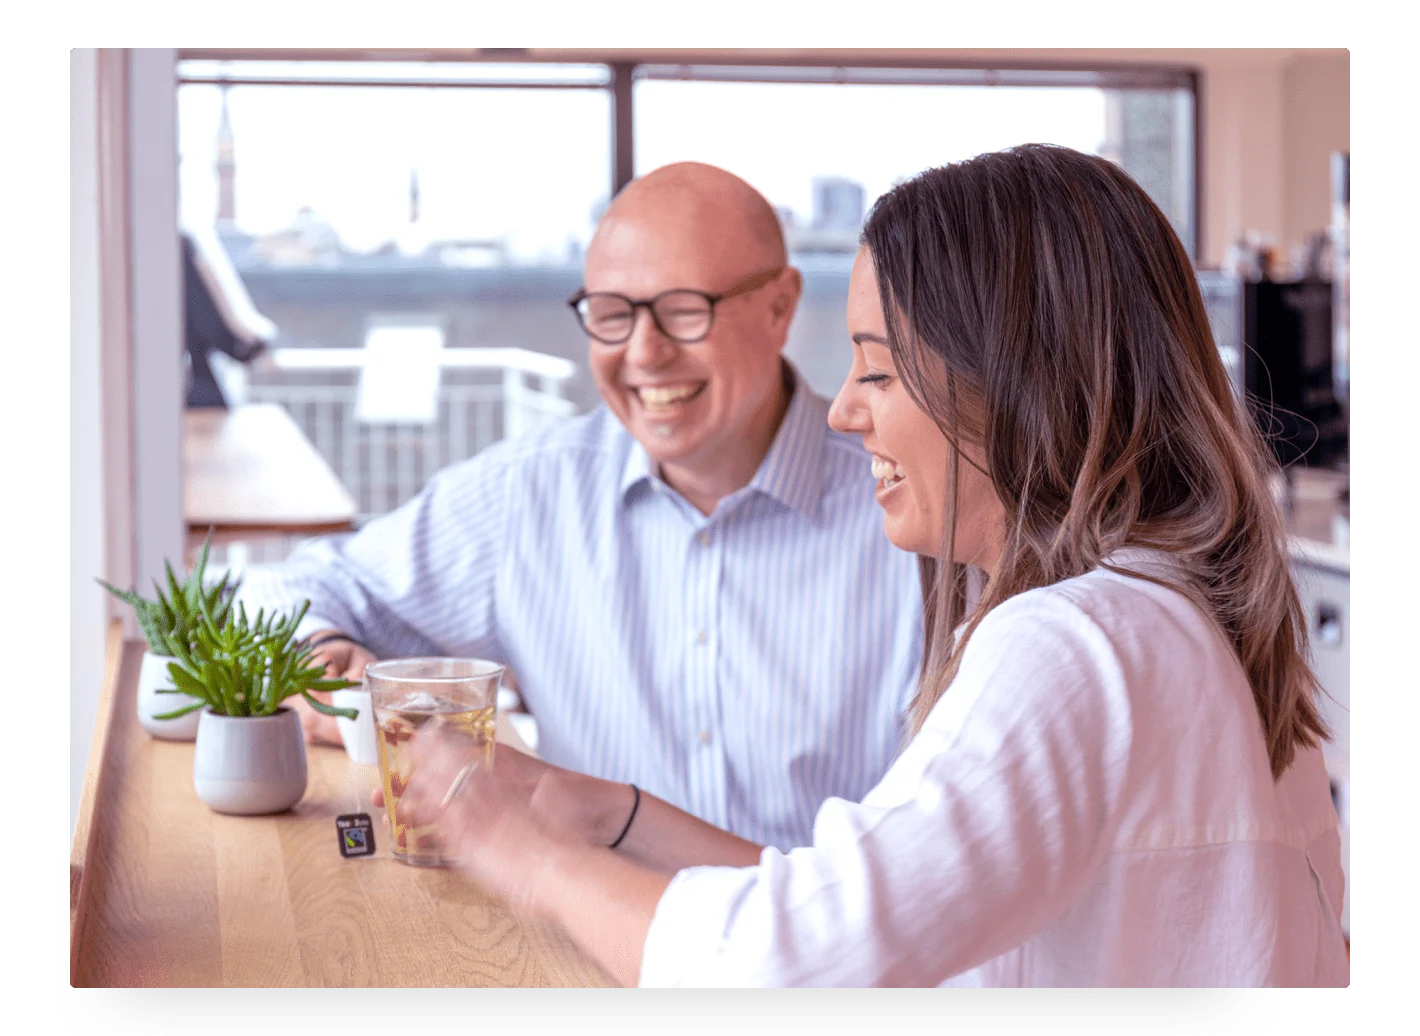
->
xmin=177 ymin=49 xmax=1202 ymax=259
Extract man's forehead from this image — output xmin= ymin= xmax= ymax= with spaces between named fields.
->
xmin=584 ymin=214 xmax=752 ymax=292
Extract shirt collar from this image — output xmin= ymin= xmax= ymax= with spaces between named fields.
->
xmin=618 ymin=361 xmax=829 ymax=518
xmin=619 ymin=435 xmax=657 ymax=501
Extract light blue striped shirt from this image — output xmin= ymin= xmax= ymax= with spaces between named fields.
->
xmin=239 ymin=365 xmax=923 ymax=849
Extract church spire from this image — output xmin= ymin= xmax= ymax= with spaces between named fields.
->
xmin=216 ymin=84 xmax=236 ymax=226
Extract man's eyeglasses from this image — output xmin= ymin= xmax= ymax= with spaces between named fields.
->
xmin=568 ymin=267 xmax=784 ymax=346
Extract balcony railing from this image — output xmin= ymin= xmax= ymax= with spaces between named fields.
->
xmin=242 ymin=346 xmax=578 ymax=519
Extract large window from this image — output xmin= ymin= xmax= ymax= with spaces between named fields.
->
xmin=634 ymin=66 xmax=1195 ymax=398
xmin=179 ymin=62 xmax=613 ymax=265
xmin=177 ymin=62 xmax=613 ymax=539
xmin=176 ymin=56 xmax=1197 ymax=529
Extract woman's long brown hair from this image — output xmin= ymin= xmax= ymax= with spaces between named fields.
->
xmin=862 ymin=144 xmax=1327 ymax=780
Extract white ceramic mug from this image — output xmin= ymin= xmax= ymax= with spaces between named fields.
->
xmin=332 ymin=688 xmax=379 ymax=765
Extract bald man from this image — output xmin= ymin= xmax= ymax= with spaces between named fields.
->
xmin=237 ymin=163 xmax=922 ymax=850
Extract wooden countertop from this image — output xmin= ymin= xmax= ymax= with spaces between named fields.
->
xmin=1278 ymin=466 xmax=1349 ymax=574
xmin=183 ymin=404 xmax=358 ymax=539
xmin=70 ymin=637 xmax=612 ymax=987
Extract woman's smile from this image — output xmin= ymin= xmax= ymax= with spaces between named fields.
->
xmin=869 ymin=454 xmax=908 ymax=506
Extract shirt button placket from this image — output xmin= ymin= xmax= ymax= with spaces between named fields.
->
xmin=687 ymin=522 xmax=726 ymax=829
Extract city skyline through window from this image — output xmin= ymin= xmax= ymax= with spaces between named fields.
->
xmin=635 ymin=80 xmax=1110 ymax=234
xmin=179 ymin=80 xmax=613 ymax=263
xmin=180 ymin=71 xmax=1193 ymax=266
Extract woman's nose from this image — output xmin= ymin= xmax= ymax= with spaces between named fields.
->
xmin=828 ymin=378 xmax=868 ymax=435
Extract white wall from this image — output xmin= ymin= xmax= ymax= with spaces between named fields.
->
xmin=128 ymin=50 xmax=185 ymax=596
xmin=1197 ymin=49 xmax=1349 ymax=265
xmin=70 ymin=49 xmax=185 ymax=834
xmin=1283 ymin=53 xmax=1350 ymax=254
xmin=71 ymin=48 xmax=107 ymax=832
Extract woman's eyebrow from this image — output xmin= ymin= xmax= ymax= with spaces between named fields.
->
xmin=852 ymin=332 xmax=890 ymax=346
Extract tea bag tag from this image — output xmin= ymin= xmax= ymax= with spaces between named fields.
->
xmin=336 ymin=813 xmax=376 ymax=858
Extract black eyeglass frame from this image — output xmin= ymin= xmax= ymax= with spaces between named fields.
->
xmin=567 ymin=266 xmax=785 ymax=346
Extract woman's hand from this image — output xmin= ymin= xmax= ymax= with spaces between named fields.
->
xmin=293 ymin=631 xmax=376 ymax=746
xmin=398 ymin=727 xmax=572 ymax=918
xmin=373 ymin=741 xmax=634 ymax=850
xmin=400 ymin=725 xmax=674 ymax=986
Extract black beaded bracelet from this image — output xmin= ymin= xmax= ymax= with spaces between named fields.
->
xmin=609 ymin=784 xmax=641 ymax=850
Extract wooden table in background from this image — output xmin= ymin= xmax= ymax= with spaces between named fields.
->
xmin=183 ymin=404 xmax=359 ymax=547
xmin=70 ymin=635 xmax=612 ymax=987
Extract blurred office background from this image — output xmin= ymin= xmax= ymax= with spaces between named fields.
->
xmin=72 ymin=53 xmax=1349 ymax=928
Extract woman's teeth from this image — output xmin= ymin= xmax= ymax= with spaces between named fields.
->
xmin=636 ymin=384 xmax=702 ymax=411
xmin=871 ymin=458 xmax=906 ymax=487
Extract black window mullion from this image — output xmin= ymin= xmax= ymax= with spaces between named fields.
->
xmin=612 ymin=62 xmax=635 ymax=195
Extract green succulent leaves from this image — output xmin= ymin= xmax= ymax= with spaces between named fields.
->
xmin=97 ymin=532 xmax=360 ymax=720
xmin=160 ymin=599 xmax=360 ymax=719
xmin=97 ymin=532 xmax=236 ymax=657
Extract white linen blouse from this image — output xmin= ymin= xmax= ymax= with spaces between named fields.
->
xmin=638 ymin=551 xmax=1349 ymax=986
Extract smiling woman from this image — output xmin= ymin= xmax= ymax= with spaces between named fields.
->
xmin=396 ymin=144 xmax=1347 ymax=988
xmin=829 ymin=272 xmax=1003 ymax=568
xmin=858 ymin=146 xmax=1329 ymax=761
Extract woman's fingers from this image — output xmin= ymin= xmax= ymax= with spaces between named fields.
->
xmin=399 ymin=726 xmax=564 ymax=916
xmin=401 ymin=728 xmax=483 ymax=831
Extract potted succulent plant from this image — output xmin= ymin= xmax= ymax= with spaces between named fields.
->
xmin=168 ymin=599 xmax=360 ymax=815
xmin=97 ymin=535 xmax=235 ymax=741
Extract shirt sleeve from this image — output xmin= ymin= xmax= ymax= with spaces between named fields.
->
xmin=638 ymin=587 xmax=1137 ymax=987
xmin=234 ymin=444 xmax=516 ymax=660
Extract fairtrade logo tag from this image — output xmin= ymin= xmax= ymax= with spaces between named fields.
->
xmin=336 ymin=813 xmax=376 ymax=858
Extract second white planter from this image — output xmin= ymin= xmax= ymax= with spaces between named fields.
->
xmin=136 ymin=652 xmax=206 ymax=741
xmin=193 ymin=707 xmax=308 ymax=815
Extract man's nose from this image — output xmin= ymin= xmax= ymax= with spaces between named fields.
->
xmin=623 ymin=306 xmax=677 ymax=368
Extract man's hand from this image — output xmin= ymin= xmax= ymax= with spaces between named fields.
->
xmin=294 ymin=629 xmax=376 ymax=747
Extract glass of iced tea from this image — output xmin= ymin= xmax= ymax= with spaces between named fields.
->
xmin=365 ymin=657 xmax=503 ymax=867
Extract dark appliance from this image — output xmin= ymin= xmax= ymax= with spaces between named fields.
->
xmin=1243 ymin=277 xmax=1348 ymax=469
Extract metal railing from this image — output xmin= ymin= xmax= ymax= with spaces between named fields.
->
xmin=245 ymin=347 xmax=578 ymax=517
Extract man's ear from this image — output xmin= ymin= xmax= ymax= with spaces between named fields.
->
xmin=770 ymin=267 xmax=804 ymax=321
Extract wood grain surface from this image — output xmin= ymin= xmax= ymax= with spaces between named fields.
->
xmin=183 ymin=404 xmax=358 ymax=535
xmin=71 ymin=639 xmax=613 ymax=988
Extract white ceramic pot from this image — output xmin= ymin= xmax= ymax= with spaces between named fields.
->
xmin=193 ymin=707 xmax=308 ymax=815
xmin=332 ymin=688 xmax=379 ymax=765
xmin=136 ymin=652 xmax=205 ymax=741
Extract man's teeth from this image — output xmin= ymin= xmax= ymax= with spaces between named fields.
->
xmin=637 ymin=385 xmax=701 ymax=408
xmin=870 ymin=458 xmax=906 ymax=485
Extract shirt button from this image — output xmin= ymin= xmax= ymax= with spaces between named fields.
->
xmin=694 ymin=629 xmax=707 ymax=645
xmin=698 ymin=531 xmax=711 ymax=546
xmin=699 ymin=729 xmax=712 ymax=745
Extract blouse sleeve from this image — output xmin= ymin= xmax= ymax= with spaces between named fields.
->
xmin=638 ymin=586 xmax=1138 ymax=987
